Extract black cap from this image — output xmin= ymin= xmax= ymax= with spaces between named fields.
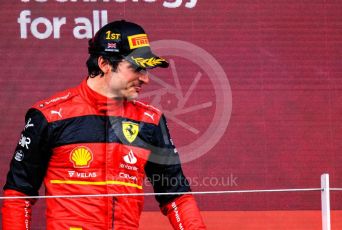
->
xmin=88 ymin=20 xmax=169 ymax=69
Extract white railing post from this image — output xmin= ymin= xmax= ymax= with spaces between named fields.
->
xmin=321 ymin=173 xmax=331 ymax=230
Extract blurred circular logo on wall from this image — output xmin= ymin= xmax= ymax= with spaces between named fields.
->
xmin=140 ymin=40 xmax=232 ymax=163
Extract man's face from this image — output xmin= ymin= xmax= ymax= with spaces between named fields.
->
xmin=109 ymin=60 xmax=149 ymax=100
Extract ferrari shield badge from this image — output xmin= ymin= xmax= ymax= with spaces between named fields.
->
xmin=122 ymin=121 xmax=139 ymax=143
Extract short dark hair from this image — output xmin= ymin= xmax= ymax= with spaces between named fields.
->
xmin=86 ymin=55 xmax=122 ymax=78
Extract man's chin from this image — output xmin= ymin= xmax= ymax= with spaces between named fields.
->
xmin=125 ymin=93 xmax=139 ymax=101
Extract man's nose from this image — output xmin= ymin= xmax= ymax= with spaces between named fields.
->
xmin=139 ymin=72 xmax=150 ymax=84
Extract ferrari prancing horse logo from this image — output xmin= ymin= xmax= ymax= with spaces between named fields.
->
xmin=122 ymin=122 xmax=139 ymax=143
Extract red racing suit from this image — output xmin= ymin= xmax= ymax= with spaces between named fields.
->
xmin=2 ymin=80 xmax=206 ymax=230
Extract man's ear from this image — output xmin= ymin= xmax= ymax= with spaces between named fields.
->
xmin=98 ymin=56 xmax=111 ymax=74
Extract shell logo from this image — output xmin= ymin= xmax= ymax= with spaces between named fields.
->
xmin=70 ymin=146 xmax=93 ymax=168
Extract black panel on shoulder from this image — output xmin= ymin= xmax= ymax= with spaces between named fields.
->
xmin=144 ymin=114 xmax=191 ymax=205
xmin=4 ymin=108 xmax=52 ymax=196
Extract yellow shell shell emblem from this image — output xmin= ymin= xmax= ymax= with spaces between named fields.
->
xmin=70 ymin=146 xmax=93 ymax=168
xmin=122 ymin=122 xmax=139 ymax=143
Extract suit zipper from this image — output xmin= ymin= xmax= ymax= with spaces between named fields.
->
xmin=111 ymin=197 xmax=115 ymax=230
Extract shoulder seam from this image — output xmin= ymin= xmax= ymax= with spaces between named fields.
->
xmin=33 ymin=89 xmax=78 ymax=111
xmin=133 ymin=100 xmax=161 ymax=114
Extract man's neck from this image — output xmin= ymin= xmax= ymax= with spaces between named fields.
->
xmin=86 ymin=76 xmax=122 ymax=100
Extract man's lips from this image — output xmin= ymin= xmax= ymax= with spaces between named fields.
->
xmin=134 ymin=86 xmax=141 ymax=93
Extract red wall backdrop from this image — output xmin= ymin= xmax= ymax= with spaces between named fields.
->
xmin=0 ymin=0 xmax=342 ymax=229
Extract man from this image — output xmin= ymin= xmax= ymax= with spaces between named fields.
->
xmin=2 ymin=20 xmax=206 ymax=229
